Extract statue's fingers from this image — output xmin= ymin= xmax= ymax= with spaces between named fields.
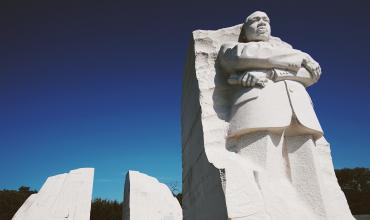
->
xmin=311 ymin=64 xmax=316 ymax=72
xmin=251 ymin=76 xmax=258 ymax=86
xmin=242 ymin=72 xmax=250 ymax=86
xmin=241 ymin=74 xmax=247 ymax=87
xmin=243 ymin=74 xmax=249 ymax=87
xmin=306 ymin=64 xmax=313 ymax=72
xmin=246 ymin=75 xmax=253 ymax=87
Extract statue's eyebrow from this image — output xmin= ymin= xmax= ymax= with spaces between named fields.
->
xmin=249 ymin=16 xmax=269 ymax=22
xmin=248 ymin=17 xmax=260 ymax=23
xmin=262 ymin=16 xmax=270 ymax=22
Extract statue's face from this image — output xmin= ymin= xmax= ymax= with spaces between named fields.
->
xmin=244 ymin=11 xmax=271 ymax=42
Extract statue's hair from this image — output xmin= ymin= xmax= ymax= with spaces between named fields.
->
xmin=244 ymin=11 xmax=267 ymax=24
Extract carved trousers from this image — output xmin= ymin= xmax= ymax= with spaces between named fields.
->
xmin=226 ymin=118 xmax=328 ymax=219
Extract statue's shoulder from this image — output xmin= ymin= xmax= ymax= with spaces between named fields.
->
xmin=220 ymin=41 xmax=256 ymax=50
xmin=220 ymin=36 xmax=293 ymax=49
xmin=269 ymin=36 xmax=293 ymax=49
xmin=219 ymin=42 xmax=238 ymax=54
xmin=219 ymin=42 xmax=252 ymax=56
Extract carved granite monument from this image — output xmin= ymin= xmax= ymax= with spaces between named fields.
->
xmin=12 ymin=168 xmax=94 ymax=220
xmin=182 ymin=11 xmax=354 ymax=220
xmin=122 ymin=170 xmax=182 ymax=220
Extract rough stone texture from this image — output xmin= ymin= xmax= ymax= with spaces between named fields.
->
xmin=12 ymin=168 xmax=94 ymax=220
xmin=181 ymin=23 xmax=354 ymax=220
xmin=122 ymin=170 xmax=182 ymax=220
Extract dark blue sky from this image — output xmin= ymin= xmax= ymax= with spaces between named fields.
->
xmin=1 ymin=0 xmax=370 ymax=201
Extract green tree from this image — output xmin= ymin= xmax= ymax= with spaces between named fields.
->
xmin=0 ymin=186 xmax=37 ymax=220
xmin=90 ymin=198 xmax=122 ymax=220
xmin=335 ymin=167 xmax=370 ymax=214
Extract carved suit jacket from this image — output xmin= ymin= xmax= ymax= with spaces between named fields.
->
xmin=219 ymin=38 xmax=323 ymax=139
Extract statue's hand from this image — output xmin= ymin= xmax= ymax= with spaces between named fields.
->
xmin=241 ymin=71 xmax=268 ymax=87
xmin=302 ymin=58 xmax=321 ymax=82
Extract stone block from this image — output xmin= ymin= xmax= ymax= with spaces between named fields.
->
xmin=12 ymin=168 xmax=94 ymax=220
xmin=122 ymin=170 xmax=182 ymax=220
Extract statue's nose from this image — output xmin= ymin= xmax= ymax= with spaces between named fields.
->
xmin=257 ymin=21 xmax=266 ymax=27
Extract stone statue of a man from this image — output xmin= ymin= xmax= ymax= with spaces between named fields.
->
xmin=218 ymin=11 xmax=336 ymax=217
xmin=182 ymin=10 xmax=355 ymax=220
xmin=219 ymin=11 xmax=323 ymax=140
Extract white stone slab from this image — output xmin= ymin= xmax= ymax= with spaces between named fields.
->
xmin=12 ymin=168 xmax=94 ymax=220
xmin=122 ymin=170 xmax=182 ymax=220
xmin=181 ymin=11 xmax=354 ymax=220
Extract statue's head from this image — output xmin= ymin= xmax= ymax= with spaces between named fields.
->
xmin=240 ymin=11 xmax=271 ymax=42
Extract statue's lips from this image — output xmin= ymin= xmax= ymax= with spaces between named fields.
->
xmin=257 ymin=26 xmax=267 ymax=31
xmin=256 ymin=27 xmax=268 ymax=34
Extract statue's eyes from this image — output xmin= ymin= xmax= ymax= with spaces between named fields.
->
xmin=251 ymin=17 xmax=270 ymax=23
xmin=251 ymin=18 xmax=259 ymax=23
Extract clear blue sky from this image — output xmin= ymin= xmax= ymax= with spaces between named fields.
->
xmin=1 ymin=0 xmax=369 ymax=201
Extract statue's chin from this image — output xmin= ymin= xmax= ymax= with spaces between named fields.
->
xmin=247 ymin=33 xmax=270 ymax=42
